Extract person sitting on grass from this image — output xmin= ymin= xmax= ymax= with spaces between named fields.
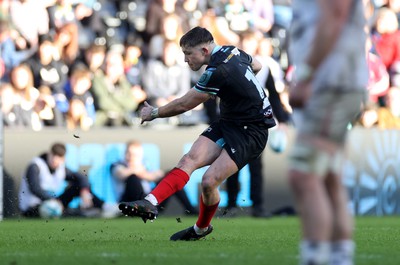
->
xmin=19 ymin=142 xmax=119 ymax=218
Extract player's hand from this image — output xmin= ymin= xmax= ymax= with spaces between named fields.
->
xmin=289 ymin=80 xmax=311 ymax=109
xmin=80 ymin=189 xmax=93 ymax=209
xmin=277 ymin=122 xmax=289 ymax=134
xmin=140 ymin=101 xmax=155 ymax=124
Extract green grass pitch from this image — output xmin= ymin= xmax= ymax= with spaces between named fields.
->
xmin=0 ymin=216 xmax=399 ymax=265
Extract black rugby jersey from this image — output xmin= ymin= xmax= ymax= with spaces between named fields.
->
xmin=195 ymin=45 xmax=276 ymax=128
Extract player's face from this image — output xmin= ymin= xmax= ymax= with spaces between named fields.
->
xmin=125 ymin=145 xmax=143 ymax=166
xmin=48 ymin=153 xmax=65 ymax=170
xmin=182 ymin=45 xmax=206 ymax=71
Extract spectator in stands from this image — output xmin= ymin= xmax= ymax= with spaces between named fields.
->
xmin=224 ymin=0 xmax=250 ymax=33
xmin=357 ymin=101 xmax=379 ymax=128
xmin=238 ymin=30 xmax=285 ymax=92
xmin=372 ymin=8 xmax=400 ymax=73
xmin=385 ymin=0 xmax=400 ymax=25
xmin=376 ymin=86 xmax=400 ymax=128
xmin=0 ymin=82 xmax=24 ymax=127
xmin=53 ymin=23 xmax=80 ymax=67
xmin=25 ymin=34 xmax=68 ymax=126
xmin=91 ymin=48 xmax=146 ymax=126
xmin=364 ymin=0 xmax=377 ymax=29
xmin=111 ymin=140 xmax=198 ymax=215
xmin=27 ymin=34 xmax=68 ymax=95
xmin=19 ymin=142 xmax=120 ymax=218
xmin=366 ymin=36 xmax=390 ymax=105
xmin=79 ymin=42 xmax=106 ymax=74
xmin=9 ymin=63 xmax=43 ymax=131
xmin=111 ymin=140 xmax=164 ymax=203
xmin=9 ymin=0 xmax=51 ymax=47
xmin=243 ymin=0 xmax=274 ymax=36
xmin=65 ymin=97 xmax=92 ymax=131
xmin=0 ymin=0 xmax=11 ymax=19
xmin=198 ymin=8 xmax=240 ymax=46
xmin=36 ymin=85 xmax=59 ymax=127
xmin=123 ymin=36 xmax=145 ymax=88
xmin=0 ymin=19 xmax=35 ymax=83
xmin=144 ymin=0 xmax=189 ymax=46
xmin=148 ymin=12 xmax=184 ymax=59
xmin=47 ymin=0 xmax=77 ymax=31
xmin=65 ymin=66 xmax=95 ymax=130
xmin=256 ymin=36 xmax=286 ymax=93
xmin=71 ymin=0 xmax=102 ymax=50
xmin=142 ymin=39 xmax=193 ymax=124
xmin=181 ymin=0 xmax=205 ymax=29
xmin=360 ymin=85 xmax=400 ymax=128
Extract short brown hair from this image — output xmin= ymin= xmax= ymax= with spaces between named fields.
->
xmin=180 ymin=27 xmax=214 ymax=48
xmin=50 ymin=143 xmax=66 ymax=157
xmin=126 ymin=140 xmax=141 ymax=149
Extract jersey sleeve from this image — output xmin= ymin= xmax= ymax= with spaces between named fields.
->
xmin=236 ymin=48 xmax=253 ymax=69
xmin=194 ymin=67 xmax=225 ymax=95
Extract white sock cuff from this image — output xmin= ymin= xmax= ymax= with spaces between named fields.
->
xmin=330 ymin=240 xmax=355 ymax=265
xmin=300 ymin=240 xmax=331 ymax=265
xmin=194 ymin=224 xmax=209 ymax=235
xmin=332 ymin=239 xmax=355 ymax=252
xmin=145 ymin=194 xmax=158 ymax=206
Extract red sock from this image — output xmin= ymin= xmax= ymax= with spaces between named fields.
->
xmin=151 ymin=168 xmax=189 ymax=204
xmin=196 ymin=195 xmax=220 ymax=228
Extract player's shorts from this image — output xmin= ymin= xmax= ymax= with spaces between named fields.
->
xmin=289 ymin=89 xmax=366 ymax=175
xmin=201 ymin=120 xmax=269 ymax=170
xmin=292 ymin=90 xmax=366 ymax=144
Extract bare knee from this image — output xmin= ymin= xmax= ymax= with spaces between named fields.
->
xmin=177 ymin=153 xmax=198 ymax=172
xmin=178 ymin=153 xmax=192 ymax=166
xmin=201 ymin=176 xmax=218 ymax=196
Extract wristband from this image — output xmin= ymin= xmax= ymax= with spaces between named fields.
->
xmin=150 ymin=108 xmax=159 ymax=119
xmin=295 ymin=63 xmax=314 ymax=82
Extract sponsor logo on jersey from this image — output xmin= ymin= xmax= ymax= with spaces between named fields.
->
xmin=264 ymin=109 xmax=273 ymax=118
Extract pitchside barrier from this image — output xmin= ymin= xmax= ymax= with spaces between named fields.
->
xmin=63 ymin=142 xmax=250 ymax=209
xmin=2 ymin=126 xmax=400 ymax=218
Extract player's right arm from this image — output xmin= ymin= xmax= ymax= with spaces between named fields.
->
xmin=141 ymin=88 xmax=211 ymax=123
xmin=112 ymin=163 xmax=163 ymax=182
xmin=112 ymin=163 xmax=134 ymax=181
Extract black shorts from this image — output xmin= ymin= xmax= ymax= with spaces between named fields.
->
xmin=201 ymin=120 xmax=269 ymax=169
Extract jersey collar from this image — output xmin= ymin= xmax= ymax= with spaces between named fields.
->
xmin=211 ymin=45 xmax=222 ymax=55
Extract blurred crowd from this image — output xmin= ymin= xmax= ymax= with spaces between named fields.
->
xmin=0 ymin=0 xmax=290 ymax=130
xmin=0 ymin=0 xmax=400 ymax=131
xmin=360 ymin=0 xmax=400 ymax=129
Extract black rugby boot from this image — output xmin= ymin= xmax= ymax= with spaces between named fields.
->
xmin=170 ymin=225 xmax=213 ymax=241
xmin=119 ymin=200 xmax=158 ymax=223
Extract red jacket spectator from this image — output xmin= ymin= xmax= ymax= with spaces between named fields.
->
xmin=367 ymin=51 xmax=390 ymax=103
xmin=373 ymin=30 xmax=400 ymax=70
xmin=373 ymin=8 xmax=400 ymax=70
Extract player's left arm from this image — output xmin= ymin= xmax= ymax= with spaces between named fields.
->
xmin=141 ymin=88 xmax=211 ymax=123
xmin=303 ymin=0 xmax=353 ymax=80
xmin=290 ymin=0 xmax=353 ymax=108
